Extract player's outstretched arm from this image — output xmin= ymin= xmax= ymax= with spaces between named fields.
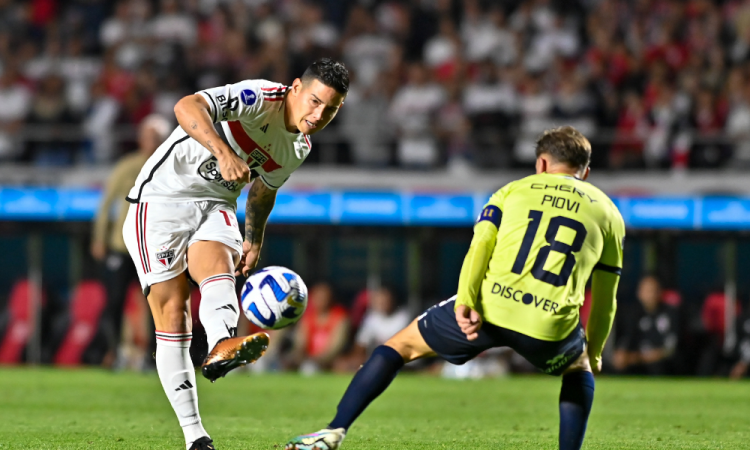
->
xmin=174 ymin=94 xmax=249 ymax=183
xmin=455 ymin=219 xmax=499 ymax=309
xmin=587 ymin=270 xmax=619 ymax=374
xmin=237 ymin=179 xmax=277 ymax=276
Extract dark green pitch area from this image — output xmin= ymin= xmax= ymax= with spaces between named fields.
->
xmin=0 ymin=368 xmax=748 ymax=449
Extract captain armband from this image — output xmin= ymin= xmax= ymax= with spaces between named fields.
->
xmin=476 ymin=205 xmax=502 ymax=228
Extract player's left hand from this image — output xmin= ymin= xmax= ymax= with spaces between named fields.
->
xmin=236 ymin=240 xmax=261 ymax=277
xmin=456 ymin=304 xmax=482 ymax=341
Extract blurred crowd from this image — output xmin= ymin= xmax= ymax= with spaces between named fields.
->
xmin=2 ymin=0 xmax=750 ymax=169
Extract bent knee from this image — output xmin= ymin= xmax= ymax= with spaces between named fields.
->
xmin=385 ymin=321 xmax=435 ymax=362
xmin=562 ymin=349 xmax=591 ymax=375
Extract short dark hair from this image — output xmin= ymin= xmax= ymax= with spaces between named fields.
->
xmin=301 ymin=58 xmax=349 ymax=94
xmin=534 ymin=126 xmax=591 ymax=171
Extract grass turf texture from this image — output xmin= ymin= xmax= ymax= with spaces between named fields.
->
xmin=0 ymin=369 xmax=749 ymax=449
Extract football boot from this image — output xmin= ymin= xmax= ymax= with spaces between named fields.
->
xmin=189 ymin=436 xmax=215 ymax=450
xmin=285 ymin=428 xmax=346 ymax=450
xmin=201 ymin=332 xmax=269 ymax=382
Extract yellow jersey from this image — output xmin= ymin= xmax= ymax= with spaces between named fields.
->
xmin=456 ymin=172 xmax=625 ymax=343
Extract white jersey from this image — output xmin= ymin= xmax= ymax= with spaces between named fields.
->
xmin=126 ymin=79 xmax=312 ymax=204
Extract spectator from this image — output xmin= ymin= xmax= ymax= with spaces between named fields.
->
xmin=526 ymin=13 xmax=579 ymax=72
xmin=82 ymin=80 xmax=120 ymax=163
xmin=613 ymin=275 xmax=679 ymax=375
xmin=0 ymin=66 xmax=31 ymax=161
xmin=150 ymin=0 xmax=197 ymax=48
xmin=685 ymin=88 xmax=729 ymax=168
xmin=341 ymin=6 xmax=397 ymax=89
xmin=334 ymin=287 xmax=411 ymax=372
xmin=423 ymin=16 xmax=460 ymax=80
xmin=611 ymin=91 xmax=648 ymax=168
xmin=726 ymin=84 xmax=750 ymax=168
xmin=91 ymin=114 xmax=171 ymax=368
xmin=388 ymin=62 xmax=446 ymax=167
xmin=290 ymin=282 xmax=350 ymax=373
xmin=437 ymin=82 xmax=473 ymax=170
xmin=514 ymin=72 xmax=553 ymax=164
xmin=461 ymin=5 xmax=517 ymax=67
xmin=25 ymin=74 xmax=78 ymax=165
xmin=340 ymin=73 xmax=394 ymax=167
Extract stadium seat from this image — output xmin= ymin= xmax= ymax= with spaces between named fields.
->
xmin=0 ymin=280 xmax=46 ymax=364
xmin=53 ymin=280 xmax=106 ymax=366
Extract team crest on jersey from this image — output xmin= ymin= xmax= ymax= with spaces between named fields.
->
xmin=248 ymin=148 xmax=269 ymax=169
xmin=240 ymin=89 xmax=257 ymax=106
xmin=156 ymin=246 xmax=176 ymax=268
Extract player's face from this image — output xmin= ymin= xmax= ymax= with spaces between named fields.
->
xmin=290 ymin=78 xmax=346 ymax=135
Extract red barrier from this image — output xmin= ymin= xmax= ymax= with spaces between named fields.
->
xmin=0 ymin=280 xmax=46 ymax=364
xmin=54 ymin=280 xmax=106 ymax=366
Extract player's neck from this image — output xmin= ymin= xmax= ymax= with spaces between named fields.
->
xmin=283 ymin=92 xmax=300 ymax=134
xmin=544 ymin=168 xmax=581 ymax=180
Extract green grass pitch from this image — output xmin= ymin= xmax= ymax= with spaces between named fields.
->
xmin=1 ymin=368 xmax=749 ymax=449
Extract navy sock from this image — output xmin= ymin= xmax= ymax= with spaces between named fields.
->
xmin=329 ymin=345 xmax=405 ymax=431
xmin=559 ymin=371 xmax=595 ymax=450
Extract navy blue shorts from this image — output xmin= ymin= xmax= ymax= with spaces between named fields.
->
xmin=417 ymin=297 xmax=586 ymax=376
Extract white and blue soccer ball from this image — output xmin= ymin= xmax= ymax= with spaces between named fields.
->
xmin=241 ymin=266 xmax=308 ymax=330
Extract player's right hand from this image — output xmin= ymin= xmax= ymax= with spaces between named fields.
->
xmin=590 ymin=354 xmax=603 ymax=375
xmin=456 ymin=304 xmax=482 ymax=341
xmin=218 ymin=152 xmax=250 ymax=183
xmin=236 ymin=240 xmax=261 ymax=277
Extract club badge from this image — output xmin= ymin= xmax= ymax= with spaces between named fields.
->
xmin=156 ymin=246 xmax=176 ymax=268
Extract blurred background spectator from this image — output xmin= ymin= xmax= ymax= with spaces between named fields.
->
xmin=334 ymin=286 xmax=410 ymax=372
xmin=613 ymin=275 xmax=679 ymax=375
xmin=289 ymin=281 xmax=350 ymax=374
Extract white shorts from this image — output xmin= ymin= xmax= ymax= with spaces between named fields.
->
xmin=122 ymin=200 xmax=243 ymax=294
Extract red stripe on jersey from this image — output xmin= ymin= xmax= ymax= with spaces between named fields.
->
xmin=143 ymin=203 xmax=150 ymax=272
xmin=226 ymin=121 xmax=282 ymax=173
xmin=261 ymin=87 xmax=285 ymax=91
xmin=135 ymin=203 xmax=146 ymax=273
xmin=303 ymin=135 xmax=312 ymax=150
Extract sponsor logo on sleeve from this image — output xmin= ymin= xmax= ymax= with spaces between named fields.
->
xmin=216 ymin=94 xmax=239 ymax=120
xmin=240 ymin=89 xmax=257 ymax=106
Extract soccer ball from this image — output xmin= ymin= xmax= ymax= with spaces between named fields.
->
xmin=241 ymin=266 xmax=308 ymax=330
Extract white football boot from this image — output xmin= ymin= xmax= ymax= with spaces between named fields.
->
xmin=285 ymin=428 xmax=346 ymax=450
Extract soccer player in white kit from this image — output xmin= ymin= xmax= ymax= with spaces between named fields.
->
xmin=122 ymin=59 xmax=348 ymax=450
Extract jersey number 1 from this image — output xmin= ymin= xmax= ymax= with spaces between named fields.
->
xmin=511 ymin=210 xmax=587 ymax=287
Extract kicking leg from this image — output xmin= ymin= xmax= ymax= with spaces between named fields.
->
xmin=558 ymin=350 xmax=595 ymax=450
xmin=148 ymin=274 xmax=212 ymax=450
xmin=188 ymin=240 xmax=268 ymax=382
xmin=286 ymin=319 xmax=436 ymax=450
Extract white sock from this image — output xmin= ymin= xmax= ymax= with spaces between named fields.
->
xmin=199 ymin=274 xmax=239 ymax=351
xmin=155 ymin=331 xmax=208 ymax=449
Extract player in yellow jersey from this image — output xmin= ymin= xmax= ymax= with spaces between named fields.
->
xmin=285 ymin=126 xmax=625 ymax=450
